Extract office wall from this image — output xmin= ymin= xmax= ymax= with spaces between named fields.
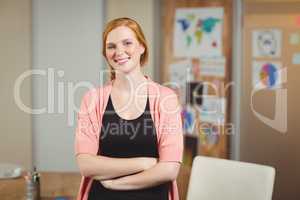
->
xmin=32 ymin=0 xmax=104 ymax=171
xmin=240 ymin=2 xmax=300 ymax=199
xmin=105 ymin=0 xmax=157 ymax=80
xmin=0 ymin=0 xmax=32 ymax=170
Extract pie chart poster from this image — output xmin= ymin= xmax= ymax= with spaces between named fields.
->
xmin=252 ymin=61 xmax=282 ymax=90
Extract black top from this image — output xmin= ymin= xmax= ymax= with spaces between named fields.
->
xmin=88 ymin=95 xmax=169 ymax=200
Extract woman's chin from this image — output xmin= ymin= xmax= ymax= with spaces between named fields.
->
xmin=113 ymin=65 xmax=138 ymax=75
xmin=114 ymin=68 xmax=136 ymax=76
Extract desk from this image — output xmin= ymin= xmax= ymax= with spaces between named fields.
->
xmin=1 ymin=169 xmax=191 ymax=200
xmin=0 ymin=172 xmax=81 ymax=200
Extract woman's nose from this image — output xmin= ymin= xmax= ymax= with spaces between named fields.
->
xmin=115 ymin=45 xmax=125 ymax=56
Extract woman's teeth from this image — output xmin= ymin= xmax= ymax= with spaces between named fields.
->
xmin=115 ymin=57 xmax=130 ymax=64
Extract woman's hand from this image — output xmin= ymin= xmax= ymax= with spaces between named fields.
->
xmin=100 ymin=179 xmax=114 ymax=190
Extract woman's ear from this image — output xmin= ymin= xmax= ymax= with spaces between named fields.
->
xmin=139 ymin=44 xmax=145 ymax=55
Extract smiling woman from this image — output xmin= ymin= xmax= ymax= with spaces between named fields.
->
xmin=75 ymin=17 xmax=183 ymax=200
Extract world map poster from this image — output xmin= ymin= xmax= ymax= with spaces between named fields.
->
xmin=173 ymin=7 xmax=224 ymax=58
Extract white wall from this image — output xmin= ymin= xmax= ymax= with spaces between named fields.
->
xmin=0 ymin=0 xmax=32 ymax=170
xmin=32 ymin=0 xmax=104 ymax=171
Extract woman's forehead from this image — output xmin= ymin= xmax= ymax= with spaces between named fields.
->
xmin=106 ymin=26 xmax=137 ymax=43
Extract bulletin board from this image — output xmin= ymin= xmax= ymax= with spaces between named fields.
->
xmin=161 ymin=0 xmax=233 ymax=165
xmin=241 ymin=1 xmax=300 ymax=199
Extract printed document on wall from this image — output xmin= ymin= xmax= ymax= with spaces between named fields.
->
xmin=252 ymin=29 xmax=282 ymax=58
xmin=252 ymin=61 xmax=282 ymax=90
xmin=173 ymin=7 xmax=223 ymax=58
xmin=200 ymin=57 xmax=226 ymax=77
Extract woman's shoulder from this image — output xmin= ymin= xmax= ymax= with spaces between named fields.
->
xmin=149 ymin=80 xmax=181 ymax=115
xmin=148 ymin=80 xmax=179 ymax=111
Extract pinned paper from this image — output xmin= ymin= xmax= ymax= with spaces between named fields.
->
xmin=289 ymin=33 xmax=300 ymax=45
xmin=199 ymin=124 xmax=220 ymax=146
xmin=200 ymin=57 xmax=226 ymax=77
xmin=169 ymin=60 xmax=193 ymax=104
xmin=170 ymin=60 xmax=192 ymax=88
xmin=182 ymin=105 xmax=196 ymax=134
xmin=252 ymin=29 xmax=282 ymax=58
xmin=292 ymin=52 xmax=300 ymax=65
xmin=199 ymin=97 xmax=226 ymax=125
xmin=252 ymin=61 xmax=282 ymax=90
xmin=173 ymin=7 xmax=223 ymax=58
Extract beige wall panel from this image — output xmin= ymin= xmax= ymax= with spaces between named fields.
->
xmin=241 ymin=2 xmax=300 ymax=199
xmin=0 ymin=0 xmax=32 ymax=170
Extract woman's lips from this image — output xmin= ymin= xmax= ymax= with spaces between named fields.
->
xmin=114 ymin=57 xmax=130 ymax=65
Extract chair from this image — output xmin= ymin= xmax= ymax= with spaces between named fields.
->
xmin=186 ymin=156 xmax=275 ymax=200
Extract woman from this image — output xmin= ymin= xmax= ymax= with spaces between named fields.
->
xmin=75 ymin=17 xmax=183 ymax=200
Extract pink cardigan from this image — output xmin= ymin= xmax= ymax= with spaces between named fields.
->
xmin=75 ymin=76 xmax=184 ymax=200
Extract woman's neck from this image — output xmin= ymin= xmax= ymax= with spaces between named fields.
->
xmin=113 ymin=69 xmax=147 ymax=93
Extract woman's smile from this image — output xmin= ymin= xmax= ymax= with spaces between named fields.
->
xmin=114 ymin=57 xmax=131 ymax=65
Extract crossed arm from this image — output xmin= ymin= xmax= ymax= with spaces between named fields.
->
xmin=76 ymin=154 xmax=180 ymax=190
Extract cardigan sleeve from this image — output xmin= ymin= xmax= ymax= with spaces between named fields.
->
xmin=74 ymin=90 xmax=99 ymax=156
xmin=158 ymin=88 xmax=184 ymax=163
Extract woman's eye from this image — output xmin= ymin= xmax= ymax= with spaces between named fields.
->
xmin=107 ymin=46 xmax=115 ymax=49
xmin=124 ymin=41 xmax=132 ymax=46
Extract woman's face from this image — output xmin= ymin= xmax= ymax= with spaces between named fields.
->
xmin=105 ymin=26 xmax=145 ymax=76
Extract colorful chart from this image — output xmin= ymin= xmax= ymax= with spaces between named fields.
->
xmin=173 ymin=8 xmax=223 ymax=58
xmin=252 ymin=61 xmax=282 ymax=90
xmin=176 ymin=17 xmax=220 ymax=47
xmin=260 ymin=63 xmax=278 ymax=87
xmin=182 ymin=106 xmax=196 ymax=134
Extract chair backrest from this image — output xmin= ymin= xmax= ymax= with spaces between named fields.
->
xmin=186 ymin=156 xmax=275 ymax=200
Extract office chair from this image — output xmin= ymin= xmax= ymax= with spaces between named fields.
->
xmin=186 ymin=156 xmax=275 ymax=200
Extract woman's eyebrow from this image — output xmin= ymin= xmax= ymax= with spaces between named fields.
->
xmin=106 ymin=38 xmax=133 ymax=45
xmin=106 ymin=42 xmax=115 ymax=46
xmin=122 ymin=38 xmax=133 ymax=42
